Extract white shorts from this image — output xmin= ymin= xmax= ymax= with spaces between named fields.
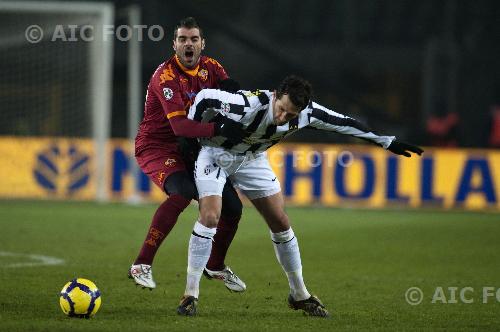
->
xmin=195 ymin=146 xmax=281 ymax=200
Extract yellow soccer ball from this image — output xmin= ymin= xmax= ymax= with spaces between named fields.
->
xmin=59 ymin=278 xmax=101 ymax=318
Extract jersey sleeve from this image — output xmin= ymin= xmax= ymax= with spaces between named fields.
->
xmin=215 ymin=62 xmax=229 ymax=81
xmin=187 ymin=89 xmax=245 ymax=123
xmin=304 ymin=101 xmax=395 ymax=148
xmin=150 ymin=66 xmax=215 ymax=138
xmin=151 ymin=67 xmax=187 ymax=120
xmin=204 ymin=57 xmax=229 ymax=82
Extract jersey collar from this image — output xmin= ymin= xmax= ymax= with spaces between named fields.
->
xmin=174 ymin=55 xmax=200 ymax=76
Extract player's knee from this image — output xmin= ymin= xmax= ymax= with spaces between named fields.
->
xmin=269 ymin=211 xmax=290 ymax=232
xmin=200 ymin=209 xmax=220 ymax=228
xmin=278 ymin=212 xmax=290 ymax=228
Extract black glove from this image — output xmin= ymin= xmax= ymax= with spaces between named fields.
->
xmin=218 ymin=78 xmax=240 ymax=93
xmin=214 ymin=117 xmax=246 ymax=144
xmin=177 ymin=137 xmax=201 ymax=163
xmin=387 ymin=140 xmax=424 ymax=157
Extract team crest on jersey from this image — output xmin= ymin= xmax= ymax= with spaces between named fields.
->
xmin=198 ymin=69 xmax=208 ymax=81
xmin=221 ymin=102 xmax=230 ymax=114
xmin=203 ymin=162 xmax=219 ymax=175
xmin=163 ymin=88 xmax=173 ymax=100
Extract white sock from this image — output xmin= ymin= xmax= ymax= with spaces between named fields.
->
xmin=185 ymin=221 xmax=216 ymax=298
xmin=271 ymin=228 xmax=311 ymax=301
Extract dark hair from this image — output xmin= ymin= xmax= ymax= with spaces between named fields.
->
xmin=173 ymin=17 xmax=204 ymax=39
xmin=276 ymin=75 xmax=312 ymax=111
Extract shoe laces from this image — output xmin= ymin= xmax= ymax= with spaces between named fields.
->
xmin=224 ymin=267 xmax=237 ymax=280
xmin=141 ymin=265 xmax=152 ymax=276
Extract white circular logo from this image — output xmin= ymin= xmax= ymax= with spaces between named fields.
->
xmin=216 ymin=151 xmax=235 ymax=168
xmin=163 ymin=87 xmax=173 ymax=100
xmin=405 ymin=287 xmax=423 ymax=305
xmin=25 ymin=25 xmax=44 ymax=43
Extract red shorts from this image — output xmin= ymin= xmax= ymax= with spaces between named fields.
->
xmin=136 ymin=144 xmax=188 ymax=191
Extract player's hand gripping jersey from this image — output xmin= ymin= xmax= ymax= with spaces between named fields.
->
xmin=187 ymin=89 xmax=396 ymax=153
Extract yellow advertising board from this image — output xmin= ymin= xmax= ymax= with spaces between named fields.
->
xmin=0 ymin=137 xmax=96 ymax=199
xmin=267 ymin=144 xmax=500 ymax=210
xmin=0 ymin=137 xmax=499 ymax=210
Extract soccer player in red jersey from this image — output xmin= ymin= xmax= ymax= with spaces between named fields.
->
xmin=129 ymin=17 xmax=246 ymax=292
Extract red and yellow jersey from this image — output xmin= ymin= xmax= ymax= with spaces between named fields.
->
xmin=136 ymin=55 xmax=228 ymax=151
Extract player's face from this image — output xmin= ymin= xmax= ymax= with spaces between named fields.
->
xmin=173 ymin=27 xmax=205 ymax=69
xmin=273 ymin=94 xmax=301 ymax=126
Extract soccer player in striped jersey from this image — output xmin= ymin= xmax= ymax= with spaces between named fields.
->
xmin=176 ymin=75 xmax=423 ymax=317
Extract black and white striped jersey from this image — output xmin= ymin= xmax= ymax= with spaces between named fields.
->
xmin=187 ymin=88 xmax=395 ymax=154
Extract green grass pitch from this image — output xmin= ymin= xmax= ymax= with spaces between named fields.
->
xmin=0 ymin=200 xmax=499 ymax=331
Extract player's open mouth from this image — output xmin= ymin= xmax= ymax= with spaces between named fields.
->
xmin=184 ymin=50 xmax=194 ymax=61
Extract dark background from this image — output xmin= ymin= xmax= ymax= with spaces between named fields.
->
xmin=112 ymin=0 xmax=499 ymax=147
xmin=3 ymin=0 xmax=500 ymax=147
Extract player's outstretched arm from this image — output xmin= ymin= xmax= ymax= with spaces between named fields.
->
xmin=305 ymin=102 xmax=394 ymax=148
xmin=387 ymin=140 xmax=424 ymax=157
xmin=304 ymin=101 xmax=423 ymax=157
